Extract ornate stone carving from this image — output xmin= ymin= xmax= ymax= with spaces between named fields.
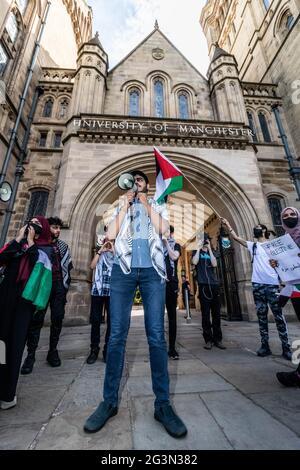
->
xmin=152 ymin=48 xmax=164 ymax=60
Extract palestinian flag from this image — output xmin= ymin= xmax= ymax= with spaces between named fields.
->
xmin=22 ymin=249 xmax=52 ymax=311
xmin=154 ymin=147 xmax=183 ymax=204
xmin=280 ymin=284 xmax=300 ymax=299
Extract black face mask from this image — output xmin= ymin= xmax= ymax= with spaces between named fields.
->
xmin=30 ymin=222 xmax=43 ymax=235
xmin=253 ymin=228 xmax=263 ymax=239
xmin=283 ymin=217 xmax=298 ymax=229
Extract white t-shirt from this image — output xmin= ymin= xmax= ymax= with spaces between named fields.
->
xmin=247 ymin=241 xmax=279 ymax=285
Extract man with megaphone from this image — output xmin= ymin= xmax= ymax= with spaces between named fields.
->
xmin=84 ymin=169 xmax=188 ymax=439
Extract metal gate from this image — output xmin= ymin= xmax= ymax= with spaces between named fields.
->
xmin=217 ymin=236 xmax=242 ymax=321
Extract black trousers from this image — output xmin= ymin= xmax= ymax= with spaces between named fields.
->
xmin=0 ymin=298 xmax=35 ymax=402
xmin=165 ymin=283 xmax=178 ymax=352
xmin=198 ymin=284 xmax=222 ymax=343
xmin=90 ymin=296 xmax=110 ymax=355
xmin=25 ymin=280 xmax=67 ymax=354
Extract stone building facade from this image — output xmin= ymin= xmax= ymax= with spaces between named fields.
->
xmin=1 ymin=2 xmax=299 ymax=323
xmin=200 ymin=0 xmax=300 ymax=156
xmin=0 ymin=0 xmax=92 ymax=224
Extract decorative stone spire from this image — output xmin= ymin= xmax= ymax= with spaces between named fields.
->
xmin=154 ymin=19 xmax=159 ymax=29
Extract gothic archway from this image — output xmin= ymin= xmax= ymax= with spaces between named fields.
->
xmin=63 ymin=151 xmax=260 ymax=323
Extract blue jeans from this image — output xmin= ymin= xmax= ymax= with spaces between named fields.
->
xmin=103 ymin=265 xmax=169 ymax=409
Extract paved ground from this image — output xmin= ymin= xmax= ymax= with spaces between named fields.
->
xmin=1 ymin=309 xmax=300 ymax=450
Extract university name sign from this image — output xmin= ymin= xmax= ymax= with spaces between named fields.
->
xmin=73 ymin=118 xmax=253 ymax=139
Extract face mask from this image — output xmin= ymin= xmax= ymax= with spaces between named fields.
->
xmin=253 ymin=228 xmax=263 ymax=239
xmin=283 ymin=217 xmax=298 ymax=229
xmin=222 ymin=239 xmax=231 ymax=249
xmin=30 ymin=222 xmax=43 ymax=235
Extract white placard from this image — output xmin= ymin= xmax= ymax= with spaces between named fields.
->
xmin=261 ymin=234 xmax=300 ymax=283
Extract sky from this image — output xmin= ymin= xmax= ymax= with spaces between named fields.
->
xmin=87 ymin=0 xmax=210 ymax=76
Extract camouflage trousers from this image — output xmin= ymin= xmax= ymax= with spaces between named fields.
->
xmin=252 ymin=283 xmax=290 ymax=349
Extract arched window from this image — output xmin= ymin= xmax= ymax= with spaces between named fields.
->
xmin=43 ymin=98 xmax=53 ymax=118
xmin=58 ymin=99 xmax=69 ymax=119
xmin=247 ymin=111 xmax=258 ymax=142
xmin=268 ymin=196 xmax=285 ymax=236
xmin=278 ymin=10 xmax=295 ymax=34
xmin=6 ymin=12 xmax=19 ymax=43
xmin=16 ymin=0 xmax=28 ymax=15
xmin=154 ymin=79 xmax=165 ymax=118
xmin=178 ymin=93 xmax=189 ymax=120
xmin=258 ymin=112 xmax=271 ymax=142
xmin=27 ymin=190 xmax=49 ymax=220
xmin=286 ymin=14 xmax=295 ymax=31
xmin=0 ymin=43 xmax=8 ymax=76
xmin=128 ymin=88 xmax=140 ymax=117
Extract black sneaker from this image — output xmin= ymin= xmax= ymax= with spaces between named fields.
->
xmin=214 ymin=341 xmax=227 ymax=350
xmin=21 ymin=353 xmax=35 ymax=375
xmin=282 ymin=348 xmax=292 ymax=361
xmin=276 ymin=371 xmax=300 ymax=387
xmin=256 ymin=345 xmax=272 ymax=357
xmin=84 ymin=401 xmax=118 ymax=433
xmin=204 ymin=341 xmax=213 ymax=350
xmin=86 ymin=347 xmax=100 ymax=365
xmin=46 ymin=349 xmax=61 ymax=367
xmin=154 ymin=404 xmax=187 ymax=438
xmin=168 ymin=350 xmax=179 ymax=360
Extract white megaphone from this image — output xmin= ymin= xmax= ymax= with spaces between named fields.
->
xmin=117 ymin=173 xmax=138 ymax=193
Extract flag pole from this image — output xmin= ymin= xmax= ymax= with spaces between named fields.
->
xmin=153 ymin=147 xmax=222 ymax=219
xmin=182 ymin=172 xmax=223 ymax=220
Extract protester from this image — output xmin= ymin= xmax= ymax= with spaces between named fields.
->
xmin=273 ymin=207 xmax=300 ymax=387
xmin=275 ymin=207 xmax=300 ymax=320
xmin=221 ymin=218 xmax=291 ymax=360
xmin=21 ymin=217 xmax=73 ymax=374
xmin=163 ymin=225 xmax=181 ymax=360
xmin=83 ymin=170 xmax=187 ymax=438
xmin=86 ymin=226 xmax=114 ymax=364
xmin=0 ymin=217 xmax=53 ymax=409
xmin=192 ymin=233 xmax=226 ymax=350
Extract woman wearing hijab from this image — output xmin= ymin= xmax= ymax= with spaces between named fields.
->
xmin=276 ymin=207 xmax=300 ymax=319
xmin=274 ymin=207 xmax=300 ymax=387
xmin=0 ymin=216 xmax=53 ymax=409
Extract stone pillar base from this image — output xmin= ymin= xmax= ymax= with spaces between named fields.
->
xmin=64 ymin=279 xmax=92 ymax=325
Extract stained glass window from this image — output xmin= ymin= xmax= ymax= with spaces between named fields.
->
xmin=286 ymin=14 xmax=294 ymax=30
xmin=43 ymin=98 xmax=53 ymax=118
xmin=53 ymin=133 xmax=62 ymax=148
xmin=58 ymin=99 xmax=69 ymax=119
xmin=247 ymin=112 xmax=258 ymax=142
xmin=0 ymin=43 xmax=8 ymax=75
xmin=154 ymin=79 xmax=164 ymax=118
xmin=27 ymin=191 xmax=49 ymax=219
xmin=129 ymin=89 xmax=140 ymax=116
xmin=258 ymin=112 xmax=271 ymax=142
xmin=178 ymin=93 xmax=189 ymax=120
xmin=268 ymin=197 xmax=285 ymax=236
xmin=39 ymin=131 xmax=48 ymax=147
xmin=6 ymin=12 xmax=18 ymax=43
xmin=16 ymin=0 xmax=28 ymax=15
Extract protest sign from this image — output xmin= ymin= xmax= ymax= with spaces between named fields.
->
xmin=261 ymin=234 xmax=300 ymax=283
